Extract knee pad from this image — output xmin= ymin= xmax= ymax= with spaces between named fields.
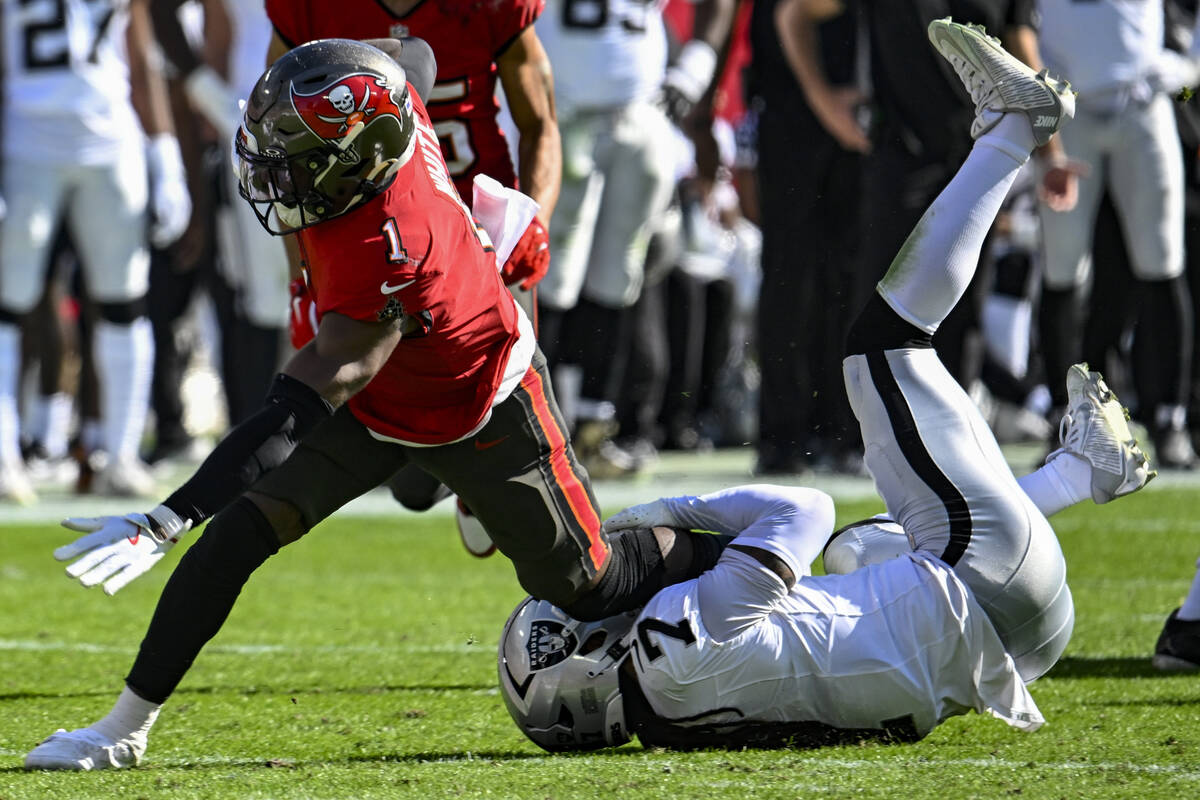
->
xmin=97 ymin=297 xmax=148 ymax=324
xmin=561 ymin=527 xmax=664 ymax=621
xmin=845 ymin=293 xmax=934 ymax=356
xmin=560 ymin=528 xmax=733 ymax=621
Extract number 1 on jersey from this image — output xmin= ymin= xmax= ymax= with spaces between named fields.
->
xmin=381 ymin=218 xmax=408 ymax=263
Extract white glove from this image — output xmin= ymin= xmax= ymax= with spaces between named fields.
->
xmin=1146 ymin=50 xmax=1200 ymax=95
xmin=56 ymin=505 xmax=192 ymax=595
xmin=145 ymin=133 xmax=192 ymax=248
xmin=184 ymin=65 xmax=243 ymax=142
xmin=603 ymin=499 xmax=680 ymax=533
xmin=660 ymin=39 xmax=718 ymax=124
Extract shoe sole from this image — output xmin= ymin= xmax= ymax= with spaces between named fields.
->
xmin=1152 ymin=653 xmax=1200 ymax=672
xmin=927 ymin=18 xmax=1074 ymax=146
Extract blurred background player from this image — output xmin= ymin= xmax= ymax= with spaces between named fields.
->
xmin=533 ymin=0 xmax=736 ymax=477
xmin=0 ymin=0 xmax=191 ymax=501
xmin=145 ymin=0 xmax=291 ymax=461
xmin=1035 ymin=0 xmax=1200 ymax=470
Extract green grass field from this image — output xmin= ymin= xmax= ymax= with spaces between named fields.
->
xmin=3 ymin=484 xmax=1200 ymax=799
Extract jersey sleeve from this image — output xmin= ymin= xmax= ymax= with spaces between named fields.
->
xmin=493 ymin=0 xmax=545 ymax=56
xmin=265 ymin=0 xmax=310 ymax=48
xmin=660 ymin=485 xmax=836 ymax=579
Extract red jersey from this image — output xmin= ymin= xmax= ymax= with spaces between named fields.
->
xmin=298 ymin=88 xmax=521 ymax=444
xmin=266 ymin=0 xmax=542 ymax=201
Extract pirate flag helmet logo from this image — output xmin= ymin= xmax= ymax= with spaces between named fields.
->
xmin=235 ymin=39 xmax=417 ymax=235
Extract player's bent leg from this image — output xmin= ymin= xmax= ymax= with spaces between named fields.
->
xmin=414 ymin=350 xmax=609 ymax=605
xmin=844 ymin=321 xmax=1073 ymax=680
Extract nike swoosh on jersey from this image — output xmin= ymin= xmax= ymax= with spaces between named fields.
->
xmin=474 ymin=435 xmax=510 ymax=451
xmin=380 ymin=279 xmax=417 ymax=294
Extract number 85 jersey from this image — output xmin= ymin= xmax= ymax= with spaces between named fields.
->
xmin=266 ymin=0 xmax=543 ymax=202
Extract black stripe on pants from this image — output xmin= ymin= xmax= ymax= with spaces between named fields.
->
xmin=864 ymin=350 xmax=973 ymax=566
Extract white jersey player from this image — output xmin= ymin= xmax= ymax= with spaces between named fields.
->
xmin=1036 ymin=0 xmax=1200 ymax=469
xmin=499 ymin=20 xmax=1155 ymax=750
xmin=0 ymin=0 xmax=190 ymax=502
xmin=533 ymin=0 xmax=732 ymax=474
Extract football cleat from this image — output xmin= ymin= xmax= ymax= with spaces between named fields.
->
xmin=456 ymin=499 xmax=496 ymax=558
xmin=0 ymin=462 xmax=37 ymax=505
xmin=1053 ymin=363 xmax=1155 ymax=504
xmin=927 ymin=18 xmax=1074 ymax=147
xmin=1152 ymin=609 xmax=1200 ymax=671
xmin=24 ymin=727 xmax=146 ymax=771
xmin=93 ymin=457 xmax=159 ymax=498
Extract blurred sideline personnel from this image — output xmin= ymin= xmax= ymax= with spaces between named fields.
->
xmin=0 ymin=0 xmax=191 ymax=502
xmin=261 ymin=0 xmax=563 ymax=553
xmin=1036 ymin=0 xmax=1199 ymax=470
xmin=779 ymin=0 xmax=1071 ymax=399
xmin=533 ymin=0 xmax=736 ymax=477
xmin=145 ymin=0 xmax=292 ymax=447
xmin=499 ymin=21 xmax=1153 ymax=751
xmin=24 ymin=38 xmax=729 ymax=771
xmin=755 ymin=0 xmax=862 ymax=474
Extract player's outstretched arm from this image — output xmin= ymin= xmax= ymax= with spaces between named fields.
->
xmin=56 ymin=313 xmax=402 ymax=594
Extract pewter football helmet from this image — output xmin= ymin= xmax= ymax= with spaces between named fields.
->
xmin=236 ymin=38 xmax=416 ymax=234
xmin=498 ymin=597 xmax=635 ymax=752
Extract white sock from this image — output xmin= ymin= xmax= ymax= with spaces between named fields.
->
xmin=92 ymin=686 xmax=161 ymax=743
xmin=1178 ymin=559 xmax=1200 ymax=621
xmin=94 ymin=318 xmax=154 ymax=463
xmin=1018 ymin=451 xmax=1094 ymax=517
xmin=0 ymin=323 xmax=23 ymax=468
xmin=42 ymin=392 xmax=73 ymax=459
xmin=877 ymin=113 xmax=1035 ymax=333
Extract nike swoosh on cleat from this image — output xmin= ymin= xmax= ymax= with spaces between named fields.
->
xmin=380 ymin=279 xmax=416 ymax=294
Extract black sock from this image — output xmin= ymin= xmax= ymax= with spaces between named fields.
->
xmin=126 ymin=497 xmax=280 ymax=703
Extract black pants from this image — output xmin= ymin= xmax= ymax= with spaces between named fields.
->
xmin=755 ymin=102 xmax=862 ymax=465
xmin=253 ymin=348 xmax=606 ymax=603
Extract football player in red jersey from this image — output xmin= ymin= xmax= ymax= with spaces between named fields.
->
xmin=266 ymin=0 xmax=560 ymax=323
xmin=24 ymin=40 xmax=726 ymax=770
xmin=265 ymin=0 xmax=562 ymax=550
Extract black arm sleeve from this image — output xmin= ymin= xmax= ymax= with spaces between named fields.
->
xmin=163 ymin=374 xmax=333 ymax=524
xmin=365 ymin=37 xmax=437 ymax=104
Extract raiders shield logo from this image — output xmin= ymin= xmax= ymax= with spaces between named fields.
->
xmin=527 ymin=620 xmax=577 ymax=670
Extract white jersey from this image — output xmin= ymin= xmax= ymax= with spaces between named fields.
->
xmin=537 ymin=0 xmax=667 ymax=113
xmin=2 ymin=0 xmax=139 ymax=163
xmin=622 ymin=486 xmax=1042 ymax=744
xmin=1036 ymin=0 xmax=1162 ymax=97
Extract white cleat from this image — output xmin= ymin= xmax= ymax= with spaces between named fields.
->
xmin=24 ymin=727 xmax=146 ymax=771
xmin=1055 ymin=363 xmax=1155 ymax=504
xmin=456 ymin=499 xmax=496 ymax=558
xmin=94 ymin=457 xmax=159 ymax=498
xmin=0 ymin=462 xmax=37 ymax=505
xmin=927 ymin=17 xmax=1075 ymax=146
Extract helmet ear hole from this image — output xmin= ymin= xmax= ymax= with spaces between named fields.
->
xmin=556 ymin=704 xmax=575 ymax=728
xmin=578 ymin=630 xmax=607 ymax=656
